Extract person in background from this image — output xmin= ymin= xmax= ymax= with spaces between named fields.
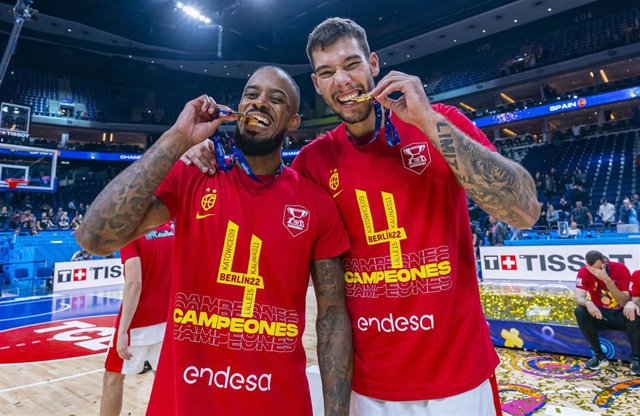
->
xmin=574 ymin=250 xmax=639 ymax=375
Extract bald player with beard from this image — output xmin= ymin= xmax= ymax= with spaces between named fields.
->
xmin=77 ymin=66 xmax=352 ymax=415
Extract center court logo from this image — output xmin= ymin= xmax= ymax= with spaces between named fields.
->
xmin=183 ymin=365 xmax=272 ymax=391
xmin=400 ymin=142 xmax=430 ymax=175
xmin=356 ymin=312 xmax=435 ymax=333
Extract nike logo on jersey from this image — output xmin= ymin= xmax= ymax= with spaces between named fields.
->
xmin=196 ymin=212 xmax=216 ymax=220
xmin=332 ymin=189 xmax=344 ymax=198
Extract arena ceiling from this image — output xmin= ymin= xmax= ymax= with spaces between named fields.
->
xmin=0 ymin=0 xmax=599 ymax=78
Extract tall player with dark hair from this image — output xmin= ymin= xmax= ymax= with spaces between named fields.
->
xmin=77 ymin=66 xmax=352 ymax=415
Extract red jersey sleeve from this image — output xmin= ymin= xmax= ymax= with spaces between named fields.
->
xmin=630 ymin=270 xmax=640 ymax=297
xmin=612 ymin=262 xmax=631 ymax=292
xmin=432 ymin=103 xmax=496 ymax=151
xmin=154 ymin=161 xmax=185 ymax=218
xmin=120 ymin=239 xmax=140 ymax=263
xmin=291 ymin=145 xmax=322 ymax=187
xmin=311 ymin=191 xmax=349 ymax=260
xmin=576 ymin=266 xmax=590 ymax=290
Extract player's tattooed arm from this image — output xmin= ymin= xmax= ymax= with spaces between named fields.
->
xmin=424 ymin=114 xmax=539 ymax=229
xmin=311 ymin=257 xmax=352 ymax=416
xmin=75 ymin=130 xmax=182 ymax=255
xmin=77 ymin=95 xmax=231 ymax=255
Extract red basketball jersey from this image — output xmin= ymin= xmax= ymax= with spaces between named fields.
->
xmin=292 ymin=104 xmax=500 ymax=400
xmin=149 ymin=162 xmax=349 ymax=415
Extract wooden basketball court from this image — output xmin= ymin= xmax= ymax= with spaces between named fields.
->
xmin=1 ymin=287 xmax=638 ymax=415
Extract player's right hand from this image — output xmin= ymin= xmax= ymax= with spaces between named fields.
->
xmin=117 ymin=332 xmax=133 ymax=360
xmin=180 ymin=139 xmax=217 ymax=175
xmin=170 ymin=95 xmax=234 ymax=146
xmin=586 ymin=301 xmax=603 ymax=320
xmin=623 ymin=301 xmax=640 ymax=321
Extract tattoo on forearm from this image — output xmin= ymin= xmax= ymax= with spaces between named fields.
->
xmin=77 ymin=132 xmax=183 ymax=252
xmin=312 ymin=258 xmax=352 ymax=416
xmin=433 ymin=120 xmax=539 ymax=228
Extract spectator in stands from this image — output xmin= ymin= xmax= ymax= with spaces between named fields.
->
xmin=619 ymin=198 xmax=639 ymax=225
xmin=68 ymin=200 xmax=77 ymax=219
xmin=546 ymin=204 xmax=559 ymax=228
xmin=71 ymin=248 xmax=92 ymax=261
xmin=598 ymin=198 xmax=616 ymax=226
xmin=560 ymin=169 xmax=573 ymax=191
xmin=573 ymin=168 xmax=586 ymax=187
xmin=20 ymin=208 xmax=37 ymax=235
xmin=632 ymin=194 xmax=640 ymax=211
xmin=0 ymin=206 xmax=9 ymax=231
xmin=77 ymin=202 xmax=86 ymax=217
xmin=9 ymin=210 xmax=20 ymax=230
xmin=58 ymin=212 xmax=70 ymax=230
xmin=558 ymin=196 xmax=571 ymax=221
xmin=535 ymin=206 xmax=548 ymax=228
xmin=71 ymin=214 xmax=83 ymax=231
xmin=571 ymin=201 xmax=592 ymax=228
xmin=567 ymin=221 xmax=581 ymax=236
xmin=571 ymin=183 xmax=590 ymax=207
xmin=574 ymin=250 xmax=639 ymax=375
xmin=635 ymin=154 xmax=640 ymax=172
xmin=544 ymin=173 xmax=556 ymax=201
xmin=54 ymin=207 xmax=64 ymax=224
xmin=36 ymin=212 xmax=53 ymax=231
xmin=534 ymin=172 xmax=543 ymax=200
xmin=487 ymin=215 xmax=508 ymax=246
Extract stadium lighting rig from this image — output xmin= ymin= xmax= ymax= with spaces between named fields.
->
xmin=0 ymin=1 xmax=38 ymax=90
xmin=176 ymin=2 xmax=212 ymax=24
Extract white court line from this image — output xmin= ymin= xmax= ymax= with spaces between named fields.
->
xmin=0 ymin=294 xmax=61 ymax=305
xmin=0 ymin=303 xmax=71 ymax=322
xmin=0 ymin=369 xmax=103 ymax=393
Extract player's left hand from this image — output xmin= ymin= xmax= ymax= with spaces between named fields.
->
xmin=117 ymin=332 xmax=132 ymax=360
xmin=623 ymin=301 xmax=640 ymax=321
xmin=370 ymin=71 xmax=433 ymax=129
xmin=587 ymin=264 xmax=611 ymax=283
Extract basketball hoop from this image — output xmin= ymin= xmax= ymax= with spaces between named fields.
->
xmin=3 ymin=178 xmax=30 ymax=189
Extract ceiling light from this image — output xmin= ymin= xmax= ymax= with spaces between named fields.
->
xmin=177 ymin=2 xmax=183 ymax=8
xmin=500 ymin=92 xmax=515 ymax=104
xmin=547 ymin=8 xmax=552 ymax=12
xmin=459 ymin=102 xmax=476 ymax=112
xmin=513 ymin=19 xmax=518 ymax=23
xmin=204 ymin=17 xmax=211 ymax=24
xmin=204 ymin=69 xmax=207 ymax=72
xmin=453 ymin=39 xmax=457 ymax=43
xmin=599 ymin=69 xmax=609 ymax=83
xmin=67 ymin=28 xmax=71 ymax=32
xmin=482 ymin=29 xmax=486 ymax=33
xmin=406 ymin=54 xmax=410 ymax=58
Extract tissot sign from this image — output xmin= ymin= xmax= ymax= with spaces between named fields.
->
xmin=54 ymin=259 xmax=124 ymax=292
xmin=479 ymin=245 xmax=640 ymax=281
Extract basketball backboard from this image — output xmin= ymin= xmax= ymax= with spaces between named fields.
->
xmin=0 ymin=143 xmax=57 ymax=192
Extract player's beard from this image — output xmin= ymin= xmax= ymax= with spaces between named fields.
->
xmin=329 ymin=76 xmax=375 ymax=124
xmin=234 ymin=127 xmax=286 ymax=156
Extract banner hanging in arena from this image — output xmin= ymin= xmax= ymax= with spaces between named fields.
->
xmin=53 ymin=259 xmax=124 ymax=292
xmin=479 ymin=244 xmax=640 ymax=281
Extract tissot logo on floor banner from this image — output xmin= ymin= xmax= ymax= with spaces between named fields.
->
xmin=54 ymin=259 xmax=124 ymax=292
xmin=480 ymin=245 xmax=640 ymax=281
